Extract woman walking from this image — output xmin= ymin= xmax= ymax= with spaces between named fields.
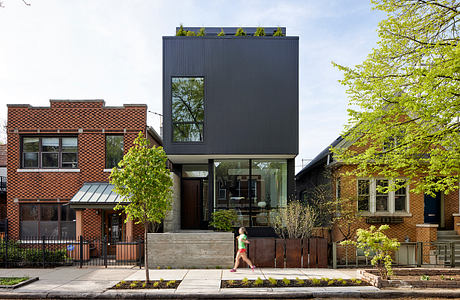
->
xmin=230 ymin=227 xmax=256 ymax=272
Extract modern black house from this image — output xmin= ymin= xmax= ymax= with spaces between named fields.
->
xmin=162 ymin=27 xmax=299 ymax=234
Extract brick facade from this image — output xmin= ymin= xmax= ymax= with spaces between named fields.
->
xmin=7 ymin=100 xmax=159 ymax=240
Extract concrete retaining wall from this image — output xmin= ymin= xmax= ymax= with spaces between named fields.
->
xmin=147 ymin=231 xmax=234 ymax=268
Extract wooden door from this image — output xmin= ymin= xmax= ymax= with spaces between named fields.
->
xmin=181 ymin=179 xmax=201 ymax=229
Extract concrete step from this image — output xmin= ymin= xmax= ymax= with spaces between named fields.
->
xmin=437 ymin=230 xmax=457 ymax=236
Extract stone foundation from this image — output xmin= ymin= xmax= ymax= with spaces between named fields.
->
xmin=147 ymin=231 xmax=234 ymax=268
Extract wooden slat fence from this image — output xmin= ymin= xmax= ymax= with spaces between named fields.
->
xmin=240 ymin=237 xmax=328 ymax=268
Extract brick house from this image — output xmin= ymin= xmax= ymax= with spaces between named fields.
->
xmin=296 ymin=135 xmax=460 ymax=262
xmin=6 ymin=100 xmax=161 ymax=244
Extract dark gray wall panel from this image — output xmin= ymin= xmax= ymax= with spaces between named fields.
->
xmin=163 ymin=36 xmax=299 ymax=155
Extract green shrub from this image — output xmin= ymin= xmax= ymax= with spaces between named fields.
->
xmin=166 ymin=280 xmax=175 ymax=287
xmin=176 ymin=24 xmax=187 ymax=36
xmin=268 ymin=277 xmax=277 ymax=285
xmin=228 ymin=279 xmax=235 ymax=285
xmin=130 ymin=282 xmax=137 ymax=288
xmin=328 ymin=279 xmax=335 ymax=285
xmin=420 ymin=275 xmax=430 ymax=281
xmin=217 ymin=28 xmax=225 ymax=36
xmin=153 ymin=281 xmax=159 ymax=287
xmin=311 ymin=278 xmax=321 ymax=285
xmin=142 ymin=283 xmax=147 ymax=288
xmin=273 ymin=27 xmax=284 ymax=37
xmin=282 ymin=278 xmax=290 ymax=285
xmin=253 ymin=27 xmax=265 ymax=36
xmin=254 ymin=277 xmax=263 ymax=286
xmin=235 ymin=27 xmax=246 ymax=36
xmin=186 ymin=31 xmax=196 ymax=36
xmin=242 ymin=277 xmax=249 ymax=286
xmin=341 ymin=225 xmax=400 ymax=279
xmin=159 ymin=278 xmax=164 ymax=282
xmin=197 ymin=27 xmax=205 ymax=36
xmin=210 ymin=210 xmax=237 ymax=231
xmin=295 ymin=277 xmax=304 ymax=285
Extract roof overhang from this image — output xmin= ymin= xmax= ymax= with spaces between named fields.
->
xmin=167 ymin=154 xmax=296 ymax=164
xmin=69 ymin=183 xmax=128 ymax=209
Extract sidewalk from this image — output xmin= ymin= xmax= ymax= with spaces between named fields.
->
xmin=0 ymin=266 xmax=458 ymax=298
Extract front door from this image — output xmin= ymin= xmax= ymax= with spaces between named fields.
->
xmin=104 ymin=211 xmax=122 ymax=255
xmin=424 ymin=192 xmax=441 ymax=224
xmin=181 ymin=179 xmax=201 ymax=229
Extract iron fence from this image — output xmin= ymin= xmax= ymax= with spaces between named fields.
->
xmin=0 ymin=235 xmax=144 ymax=268
xmin=332 ymin=241 xmax=459 ymax=268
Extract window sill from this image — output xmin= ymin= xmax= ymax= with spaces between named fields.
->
xmin=360 ymin=212 xmax=412 ymax=217
xmin=17 ymin=169 xmax=80 ymax=173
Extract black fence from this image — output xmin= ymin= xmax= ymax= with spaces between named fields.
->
xmin=0 ymin=235 xmax=144 ymax=268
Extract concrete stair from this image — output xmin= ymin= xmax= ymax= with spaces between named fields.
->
xmin=436 ymin=230 xmax=460 ymax=265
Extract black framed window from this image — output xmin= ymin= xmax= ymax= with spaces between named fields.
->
xmin=357 ymin=179 xmax=370 ymax=211
xmin=20 ymin=203 xmax=76 ymax=239
xmin=171 ymin=77 xmax=204 ymax=142
xmin=105 ymin=135 xmax=124 ymax=169
xmin=22 ymin=137 xmax=78 ymax=169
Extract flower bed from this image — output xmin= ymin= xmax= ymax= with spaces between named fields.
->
xmin=111 ymin=280 xmax=181 ymax=289
xmin=360 ymin=268 xmax=460 ymax=288
xmin=221 ymin=277 xmax=369 ymax=288
xmin=0 ymin=277 xmax=38 ymax=289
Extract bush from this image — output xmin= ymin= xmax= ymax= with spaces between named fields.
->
xmin=235 ymin=27 xmax=246 ymax=36
xmin=176 ymin=24 xmax=187 ymax=36
xmin=210 ymin=210 xmax=237 ymax=232
xmin=273 ymin=27 xmax=284 ymax=37
xmin=254 ymin=27 xmax=265 ymax=36
xmin=186 ymin=31 xmax=196 ymax=36
xmin=272 ymin=200 xmax=317 ymax=239
xmin=217 ymin=28 xmax=225 ymax=36
xmin=341 ymin=225 xmax=400 ymax=279
xmin=197 ymin=27 xmax=205 ymax=36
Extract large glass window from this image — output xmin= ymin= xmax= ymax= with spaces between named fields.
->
xmin=20 ymin=203 xmax=75 ymax=239
xmin=106 ymin=135 xmax=124 ymax=169
xmin=214 ymin=159 xmax=287 ymax=227
xmin=22 ymin=137 xmax=78 ymax=169
xmin=171 ymin=77 xmax=204 ymax=142
xmin=357 ymin=179 xmax=370 ymax=211
xmin=375 ymin=179 xmax=389 ymax=212
xmin=394 ymin=180 xmax=407 ymax=212
xmin=357 ymin=178 xmax=409 ymax=214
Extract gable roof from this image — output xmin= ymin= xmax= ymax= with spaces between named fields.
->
xmin=295 ymin=136 xmax=343 ymax=178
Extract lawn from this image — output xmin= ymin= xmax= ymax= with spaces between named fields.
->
xmin=0 ymin=277 xmax=29 ymax=286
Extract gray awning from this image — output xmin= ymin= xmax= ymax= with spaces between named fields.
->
xmin=69 ymin=183 xmax=127 ymax=209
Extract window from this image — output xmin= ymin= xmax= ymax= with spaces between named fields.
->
xmin=357 ymin=179 xmax=370 ymax=211
xmin=22 ymin=137 xmax=78 ymax=169
xmin=214 ymin=159 xmax=287 ymax=227
xmin=375 ymin=179 xmax=389 ymax=212
xmin=171 ymin=77 xmax=204 ymax=142
xmin=394 ymin=180 xmax=407 ymax=212
xmin=357 ymin=178 xmax=408 ymax=214
xmin=182 ymin=165 xmax=208 ymax=178
xmin=20 ymin=203 xmax=76 ymax=239
xmin=106 ymin=135 xmax=124 ymax=169
xmin=336 ymin=178 xmax=341 ymax=199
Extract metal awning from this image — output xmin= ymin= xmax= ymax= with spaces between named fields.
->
xmin=69 ymin=183 xmax=128 ymax=209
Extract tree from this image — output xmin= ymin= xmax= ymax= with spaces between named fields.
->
xmin=110 ymin=132 xmax=173 ymax=283
xmin=332 ymin=0 xmax=459 ymax=195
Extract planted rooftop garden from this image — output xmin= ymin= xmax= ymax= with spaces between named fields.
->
xmin=175 ymin=25 xmax=285 ymax=37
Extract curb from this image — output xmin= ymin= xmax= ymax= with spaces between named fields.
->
xmin=0 ymin=289 xmax=460 ymax=299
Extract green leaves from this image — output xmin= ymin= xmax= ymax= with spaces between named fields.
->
xmin=235 ymin=27 xmax=246 ymax=36
xmin=341 ymin=225 xmax=400 ymax=279
xmin=217 ymin=28 xmax=225 ymax=37
xmin=110 ymin=132 xmax=173 ymax=227
xmin=332 ymin=0 xmax=459 ymax=195
xmin=209 ymin=210 xmax=237 ymax=231
xmin=254 ymin=27 xmax=266 ymax=37
xmin=273 ymin=27 xmax=284 ymax=37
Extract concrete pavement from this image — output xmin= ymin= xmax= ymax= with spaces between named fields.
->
xmin=0 ymin=266 xmax=458 ymax=298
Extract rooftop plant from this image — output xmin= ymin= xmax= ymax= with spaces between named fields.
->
xmin=273 ymin=27 xmax=284 ymax=37
xmin=176 ymin=24 xmax=187 ymax=36
xmin=186 ymin=30 xmax=196 ymax=36
xmin=197 ymin=27 xmax=205 ymax=36
xmin=217 ymin=28 xmax=225 ymax=36
xmin=253 ymin=27 xmax=265 ymax=36
xmin=235 ymin=27 xmax=246 ymax=36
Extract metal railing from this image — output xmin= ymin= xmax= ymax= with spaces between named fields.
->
xmin=0 ymin=235 xmax=144 ymax=268
xmin=332 ymin=241 xmax=459 ymax=268
xmin=0 ymin=176 xmax=6 ymax=193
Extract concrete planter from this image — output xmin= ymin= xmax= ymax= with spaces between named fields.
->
xmin=147 ymin=231 xmax=234 ymax=268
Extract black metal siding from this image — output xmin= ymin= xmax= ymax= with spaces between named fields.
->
xmin=163 ymin=36 xmax=299 ymax=156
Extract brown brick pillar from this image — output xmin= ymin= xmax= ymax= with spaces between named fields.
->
xmin=453 ymin=214 xmax=460 ymax=236
xmin=416 ymin=224 xmax=438 ymax=264
xmin=76 ymin=209 xmax=83 ymax=239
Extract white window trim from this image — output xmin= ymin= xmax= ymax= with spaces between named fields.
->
xmin=357 ymin=178 xmax=410 ymax=216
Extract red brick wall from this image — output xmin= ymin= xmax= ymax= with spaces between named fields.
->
xmin=331 ymin=164 xmax=459 ymax=244
xmin=7 ymin=100 xmax=150 ymax=239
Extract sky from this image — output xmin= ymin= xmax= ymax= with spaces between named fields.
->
xmin=0 ymin=0 xmax=385 ymax=173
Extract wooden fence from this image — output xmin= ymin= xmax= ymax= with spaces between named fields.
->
xmin=239 ymin=237 xmax=328 ymax=268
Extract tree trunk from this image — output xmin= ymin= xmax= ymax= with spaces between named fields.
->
xmin=144 ymin=222 xmax=149 ymax=283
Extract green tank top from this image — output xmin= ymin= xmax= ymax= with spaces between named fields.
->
xmin=238 ymin=234 xmax=247 ymax=249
